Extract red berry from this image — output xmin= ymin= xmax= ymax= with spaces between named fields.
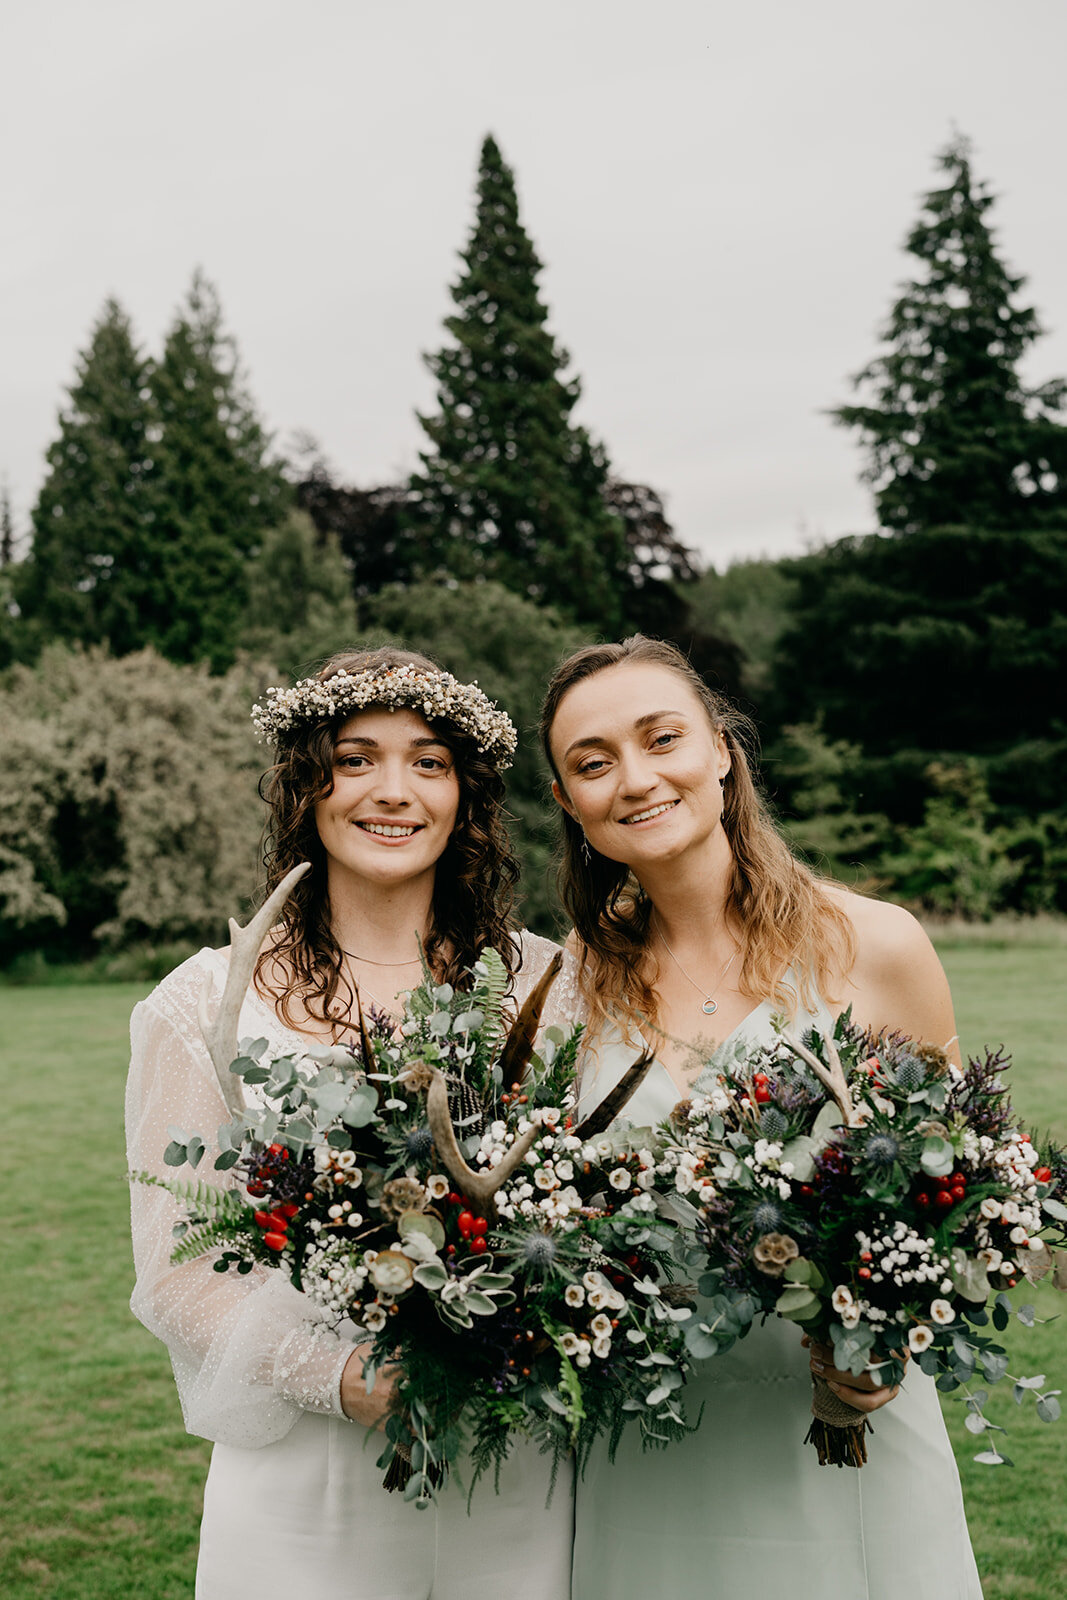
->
xmin=799 ymin=1184 xmax=815 ymax=1198
xmin=448 ymin=1192 xmax=462 ymax=1205
xmin=950 ymin=1172 xmax=965 ymax=1187
xmin=915 ymin=1192 xmax=930 ymax=1208
xmin=859 ymin=1251 xmax=873 ymax=1263
xmin=950 ymin=1187 xmax=966 ymax=1204
xmin=470 ymin=1217 xmax=489 ymax=1238
xmin=268 ymin=1211 xmax=290 ymax=1231
xmin=858 ymin=1267 xmax=872 ymax=1280
xmin=279 ymin=1203 xmax=300 ymax=1219
xmin=754 ymin=1088 xmax=772 ymax=1104
xmin=254 ymin=1210 xmax=273 ymax=1229
xmin=263 ymin=1232 xmax=288 ymax=1251
xmin=446 ymin=1244 xmax=456 ymax=1256
xmin=933 ymin=1190 xmax=954 ymax=1209
xmin=1034 ymin=1167 xmax=1053 ymax=1184
xmin=246 ymin=1181 xmax=266 ymax=1197
xmin=457 ymin=1211 xmax=474 ymax=1238
xmin=469 ymin=1236 xmax=488 ymax=1255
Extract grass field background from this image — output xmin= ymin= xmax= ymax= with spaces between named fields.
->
xmin=0 ymin=925 xmax=1064 ymax=1598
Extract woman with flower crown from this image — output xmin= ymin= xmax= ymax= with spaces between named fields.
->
xmin=126 ymin=646 xmax=576 ymax=1600
xmin=539 ymin=636 xmax=981 ymax=1600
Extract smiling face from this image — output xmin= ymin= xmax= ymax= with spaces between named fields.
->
xmin=548 ymin=661 xmax=731 ymax=873
xmin=313 ymin=707 xmax=461 ymax=892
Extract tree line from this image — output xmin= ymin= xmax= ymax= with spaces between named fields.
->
xmin=2 ymin=133 xmax=1066 ymax=971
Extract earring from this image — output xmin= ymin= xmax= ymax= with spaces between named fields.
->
xmin=580 ymin=833 xmax=592 ymax=865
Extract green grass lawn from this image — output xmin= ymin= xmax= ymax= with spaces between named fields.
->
xmin=0 ymin=936 xmax=1064 ymax=1598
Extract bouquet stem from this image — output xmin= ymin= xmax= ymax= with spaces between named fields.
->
xmin=804 ymin=1374 xmax=871 ymax=1468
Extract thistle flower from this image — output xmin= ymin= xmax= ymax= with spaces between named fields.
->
xmin=404 ymin=1127 xmax=435 ymax=1162
xmin=863 ymin=1132 xmax=900 ymax=1168
xmin=751 ymin=1201 xmax=784 ymax=1234
xmin=522 ymin=1233 xmax=559 ymax=1272
xmin=893 ymin=1055 xmax=927 ymax=1093
xmin=759 ymin=1106 xmax=789 ymax=1141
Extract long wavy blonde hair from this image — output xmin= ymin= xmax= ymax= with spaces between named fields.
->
xmin=539 ymin=636 xmax=856 ymax=1039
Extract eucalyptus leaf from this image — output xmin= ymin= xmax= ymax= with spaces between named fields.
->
xmin=399 ymin=1212 xmax=446 ymax=1250
xmin=920 ymin=1137 xmax=955 ymax=1178
xmin=163 ymin=1141 xmax=187 ymax=1166
xmin=1036 ymin=1395 xmax=1061 ymax=1423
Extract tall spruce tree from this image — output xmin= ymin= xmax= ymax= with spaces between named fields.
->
xmin=16 ymin=299 xmax=155 ymax=653
xmin=409 ymin=135 xmax=629 ymax=629
xmin=834 ymin=136 xmax=1067 ymax=533
xmin=147 ymin=272 xmax=290 ymax=669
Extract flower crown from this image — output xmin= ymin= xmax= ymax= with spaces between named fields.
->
xmin=251 ymin=663 xmax=518 ymax=769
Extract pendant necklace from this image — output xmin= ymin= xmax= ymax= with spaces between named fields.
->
xmin=654 ymin=914 xmax=740 ymax=1016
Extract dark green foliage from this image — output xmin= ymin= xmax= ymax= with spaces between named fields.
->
xmin=14 ymin=300 xmax=155 ymax=658
xmin=833 ymin=136 xmax=1067 ymax=535
xmin=238 ymin=510 xmax=359 ymax=677
xmin=771 ymin=525 xmax=1067 ymax=755
xmin=409 ymin=135 xmax=631 ymax=631
xmin=146 ymin=273 xmax=291 ymax=670
xmin=293 ymin=449 xmax=419 ymax=598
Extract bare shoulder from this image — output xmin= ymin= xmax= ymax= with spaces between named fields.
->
xmin=826 ymin=884 xmax=937 ymax=973
xmin=821 ymin=886 xmax=958 ymax=1057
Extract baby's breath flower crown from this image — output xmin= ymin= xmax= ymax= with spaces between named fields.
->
xmin=252 ymin=664 xmax=518 ymax=769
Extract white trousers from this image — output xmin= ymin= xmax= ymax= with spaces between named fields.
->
xmin=197 ymin=1412 xmax=574 ymax=1600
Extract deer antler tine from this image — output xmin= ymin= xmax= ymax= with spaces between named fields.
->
xmin=425 ymin=1068 xmax=540 ymax=1225
xmin=497 ymin=951 xmax=564 ymax=1089
xmin=573 ymin=1047 xmax=656 ymax=1141
xmin=781 ymin=1029 xmax=858 ymax=1128
xmin=199 ymin=862 xmax=313 ymax=1115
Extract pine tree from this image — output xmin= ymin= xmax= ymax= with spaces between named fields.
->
xmin=16 ymin=300 xmax=155 ymax=652
xmin=409 ymin=135 xmax=629 ymax=630
xmin=147 ymin=272 xmax=290 ymax=669
xmin=834 ymin=136 xmax=1067 ymax=533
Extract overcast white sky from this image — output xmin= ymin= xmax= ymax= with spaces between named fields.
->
xmin=4 ymin=0 xmax=1067 ymax=570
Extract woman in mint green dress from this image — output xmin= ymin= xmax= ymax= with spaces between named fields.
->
xmin=540 ymin=636 xmax=982 ymax=1600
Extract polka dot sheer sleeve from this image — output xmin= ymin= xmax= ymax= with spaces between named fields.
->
xmin=125 ymin=952 xmax=353 ymax=1450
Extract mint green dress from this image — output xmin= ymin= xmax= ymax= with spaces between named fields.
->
xmin=572 ymin=999 xmax=982 ymax=1600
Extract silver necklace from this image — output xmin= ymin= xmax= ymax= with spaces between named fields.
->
xmin=654 ymin=914 xmax=739 ymax=1016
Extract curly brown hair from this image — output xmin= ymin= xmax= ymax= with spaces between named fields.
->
xmin=539 ymin=636 xmax=856 ymax=1037
xmin=256 ymin=646 xmax=521 ymax=1034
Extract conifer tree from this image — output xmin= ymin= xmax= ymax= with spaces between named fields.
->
xmin=16 ymin=300 xmax=154 ymax=653
xmin=147 ymin=272 xmax=290 ymax=668
xmin=834 ymin=136 xmax=1067 ymax=533
xmin=409 ymin=136 xmax=629 ymax=629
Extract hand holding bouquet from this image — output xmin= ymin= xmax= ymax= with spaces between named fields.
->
xmin=136 ymin=876 xmax=696 ymax=1504
xmin=659 ymin=1015 xmax=1066 ymax=1467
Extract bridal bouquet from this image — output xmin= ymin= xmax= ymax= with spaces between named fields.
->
xmin=659 ymin=1015 xmax=1066 ymax=1467
xmin=137 ymin=949 xmax=696 ymax=1504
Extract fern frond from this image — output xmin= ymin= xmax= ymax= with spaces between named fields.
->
xmin=170 ymin=1218 xmax=256 ymax=1266
xmin=473 ymin=947 xmax=509 ymax=1064
xmin=131 ymin=1171 xmax=250 ymax=1217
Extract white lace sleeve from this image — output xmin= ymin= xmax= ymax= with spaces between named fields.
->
xmin=126 ymin=952 xmax=353 ymax=1449
xmin=512 ymin=931 xmax=587 ymax=1035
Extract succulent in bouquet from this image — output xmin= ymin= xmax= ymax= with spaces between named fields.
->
xmin=658 ymin=1011 xmax=1067 ymax=1468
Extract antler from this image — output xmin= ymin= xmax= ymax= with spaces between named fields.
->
xmin=197 ymin=862 xmax=312 ymax=1116
xmin=420 ymin=951 xmax=566 ymax=1222
xmin=497 ymin=951 xmax=563 ymax=1087
xmin=573 ymin=1047 xmax=656 ymax=1140
xmin=781 ymin=1029 xmax=864 ymax=1128
xmin=425 ymin=1070 xmax=540 ymax=1223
